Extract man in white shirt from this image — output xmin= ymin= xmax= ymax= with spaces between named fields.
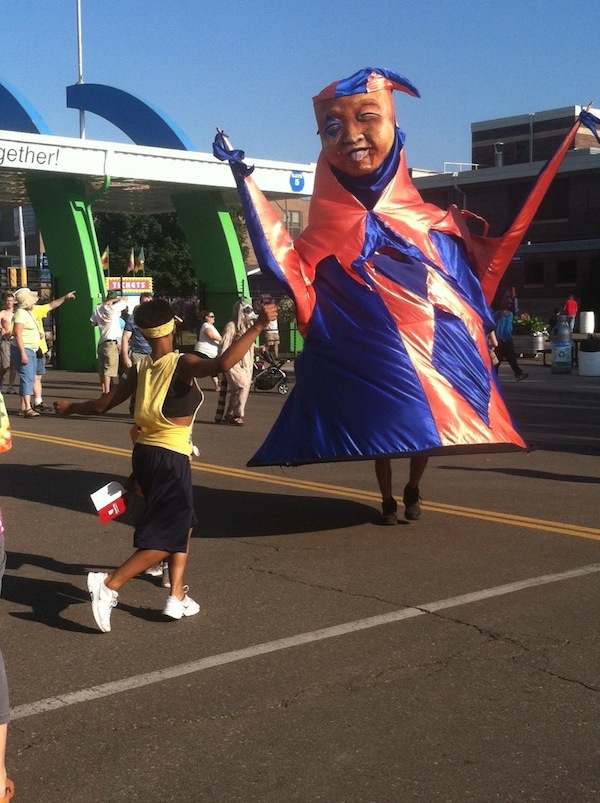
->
xmin=90 ymin=292 xmax=127 ymax=393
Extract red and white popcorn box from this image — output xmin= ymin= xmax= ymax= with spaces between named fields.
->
xmin=90 ymin=481 xmax=127 ymax=525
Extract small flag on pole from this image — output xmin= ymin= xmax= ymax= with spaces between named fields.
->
xmin=100 ymin=246 xmax=110 ymax=273
xmin=127 ymin=247 xmax=135 ymax=274
xmin=135 ymin=246 xmax=145 ymax=274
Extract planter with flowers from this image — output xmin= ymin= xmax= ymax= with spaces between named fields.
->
xmin=512 ymin=313 xmax=548 ymax=357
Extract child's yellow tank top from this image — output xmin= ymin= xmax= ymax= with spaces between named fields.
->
xmin=135 ymin=353 xmax=202 ymax=455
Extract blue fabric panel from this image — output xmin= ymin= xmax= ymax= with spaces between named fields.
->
xmin=431 ymin=308 xmax=491 ymax=426
xmin=370 ymin=251 xmax=429 ymax=300
xmin=332 ymin=68 xmax=420 ymax=100
xmin=428 ymin=232 xmax=495 ymax=332
xmin=249 ymin=257 xmax=442 ymax=466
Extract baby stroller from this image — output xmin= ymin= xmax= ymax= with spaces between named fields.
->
xmin=252 ymin=350 xmax=289 ymax=395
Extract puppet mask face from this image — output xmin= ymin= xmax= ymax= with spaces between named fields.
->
xmin=316 ymin=90 xmax=396 ymax=177
xmin=242 ymin=304 xmax=258 ymax=321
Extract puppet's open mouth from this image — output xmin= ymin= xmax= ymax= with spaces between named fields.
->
xmin=348 ymin=148 xmax=369 ymax=162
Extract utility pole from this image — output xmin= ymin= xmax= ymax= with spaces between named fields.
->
xmin=17 ymin=207 xmax=27 ymax=287
xmin=76 ymin=0 xmax=85 ymax=139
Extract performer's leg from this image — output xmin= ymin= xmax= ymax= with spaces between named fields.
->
xmin=408 ymin=456 xmax=428 ymax=488
xmin=375 ymin=457 xmax=392 ymax=498
xmin=403 ymin=456 xmax=428 ymax=521
xmin=375 ymin=458 xmax=397 ymax=525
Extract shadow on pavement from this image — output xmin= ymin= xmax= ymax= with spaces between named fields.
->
xmin=1 ymin=463 xmax=127 ymax=515
xmin=2 ymin=560 xmax=174 ymax=631
xmin=436 ymin=464 xmax=600 ymax=484
xmin=193 ymin=486 xmax=379 ymax=538
xmin=2 ymin=463 xmax=379 ymax=535
xmin=3 ymin=573 xmax=99 ymax=633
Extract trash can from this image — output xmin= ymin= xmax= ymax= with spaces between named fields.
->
xmin=578 ymin=338 xmax=600 ymax=376
xmin=551 ymin=316 xmax=572 ymax=374
xmin=579 ymin=311 xmax=595 ymax=334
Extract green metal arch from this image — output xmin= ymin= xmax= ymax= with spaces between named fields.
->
xmin=173 ymin=190 xmax=249 ymax=329
xmin=25 ymin=174 xmax=107 ymax=371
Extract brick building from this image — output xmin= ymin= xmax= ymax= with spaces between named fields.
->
xmin=414 ymin=106 xmax=600 ymax=322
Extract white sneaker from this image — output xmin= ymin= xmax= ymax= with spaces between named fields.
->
xmin=162 ymin=586 xmax=200 ymax=619
xmin=87 ymin=571 xmax=118 ymax=632
xmin=161 ymin=562 xmax=171 ymax=589
xmin=144 ymin=562 xmax=163 ymax=577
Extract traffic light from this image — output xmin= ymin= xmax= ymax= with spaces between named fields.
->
xmin=8 ymin=268 xmax=17 ymax=288
xmin=19 ymin=267 xmax=27 ymax=287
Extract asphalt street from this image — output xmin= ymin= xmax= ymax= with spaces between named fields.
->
xmin=1 ymin=358 xmax=599 ymax=802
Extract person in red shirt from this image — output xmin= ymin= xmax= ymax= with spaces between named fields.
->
xmin=562 ymin=295 xmax=578 ymax=331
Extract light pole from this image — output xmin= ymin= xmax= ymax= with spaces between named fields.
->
xmin=76 ymin=0 xmax=85 ymax=138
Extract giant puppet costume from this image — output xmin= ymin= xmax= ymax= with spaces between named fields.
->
xmin=214 ymin=68 xmax=599 ymax=480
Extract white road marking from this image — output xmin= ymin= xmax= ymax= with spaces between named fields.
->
xmin=11 ymin=561 xmax=600 ymax=721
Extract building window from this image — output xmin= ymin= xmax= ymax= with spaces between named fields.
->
xmin=524 ymin=260 xmax=544 ymax=286
xmin=285 ymin=210 xmax=303 ymax=239
xmin=514 ymin=140 xmax=530 ymax=164
xmin=535 ymin=179 xmax=569 ymax=222
xmin=509 ymin=178 xmax=568 ymax=223
xmin=556 ymin=259 xmax=577 ymax=285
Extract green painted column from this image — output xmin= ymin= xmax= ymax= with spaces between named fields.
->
xmin=172 ymin=190 xmax=248 ymax=329
xmin=25 ymin=175 xmax=105 ymax=371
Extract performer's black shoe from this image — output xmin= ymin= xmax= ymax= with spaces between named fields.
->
xmin=403 ymin=484 xmax=422 ymax=521
xmin=380 ymin=497 xmax=398 ymax=525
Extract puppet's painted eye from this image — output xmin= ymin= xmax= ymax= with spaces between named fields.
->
xmin=323 ymin=116 xmax=341 ymax=139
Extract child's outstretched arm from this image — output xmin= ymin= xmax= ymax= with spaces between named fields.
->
xmin=54 ymin=370 xmax=138 ymax=417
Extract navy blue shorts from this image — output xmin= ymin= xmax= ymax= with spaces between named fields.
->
xmin=131 ymin=443 xmax=197 ymax=553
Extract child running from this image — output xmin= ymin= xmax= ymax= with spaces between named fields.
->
xmin=55 ymin=298 xmax=277 ymax=633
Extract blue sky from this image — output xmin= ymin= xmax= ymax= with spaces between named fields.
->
xmin=3 ymin=0 xmax=599 ymax=171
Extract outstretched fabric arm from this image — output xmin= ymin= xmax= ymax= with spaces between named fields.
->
xmin=467 ymin=107 xmax=599 ymax=304
xmin=213 ymin=131 xmax=315 ymax=332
